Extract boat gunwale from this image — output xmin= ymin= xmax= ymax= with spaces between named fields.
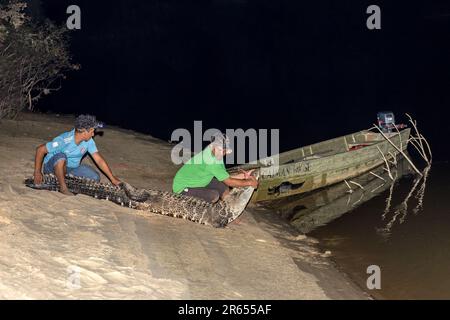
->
xmin=259 ymin=128 xmax=411 ymax=181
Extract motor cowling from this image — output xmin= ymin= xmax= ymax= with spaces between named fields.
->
xmin=377 ymin=111 xmax=396 ymax=133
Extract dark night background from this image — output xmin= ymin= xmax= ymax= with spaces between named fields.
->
xmin=31 ymin=0 xmax=450 ymax=161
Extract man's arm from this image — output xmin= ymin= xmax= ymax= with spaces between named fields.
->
xmin=91 ymin=152 xmax=121 ymax=185
xmin=230 ymin=173 xmax=246 ymax=180
xmin=230 ymin=169 xmax=255 ymax=180
xmin=34 ymin=144 xmax=48 ymax=184
xmin=223 ymin=175 xmax=258 ymax=188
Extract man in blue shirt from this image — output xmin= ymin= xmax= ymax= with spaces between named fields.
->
xmin=33 ymin=115 xmax=121 ymax=195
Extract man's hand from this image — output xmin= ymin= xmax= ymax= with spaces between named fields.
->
xmin=111 ymin=177 xmax=121 ymax=186
xmin=247 ymin=175 xmax=258 ymax=188
xmin=239 ymin=168 xmax=255 ymax=179
xmin=34 ymin=171 xmax=43 ymax=185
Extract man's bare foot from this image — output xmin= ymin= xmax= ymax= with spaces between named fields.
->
xmin=59 ymin=188 xmax=75 ymax=196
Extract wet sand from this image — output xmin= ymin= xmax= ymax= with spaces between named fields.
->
xmin=0 ymin=112 xmax=367 ymax=299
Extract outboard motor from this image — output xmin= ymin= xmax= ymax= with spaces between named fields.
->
xmin=377 ymin=111 xmax=396 ymax=133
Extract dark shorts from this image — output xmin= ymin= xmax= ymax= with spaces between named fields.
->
xmin=181 ymin=178 xmax=229 ymax=203
xmin=43 ymin=153 xmax=100 ymax=182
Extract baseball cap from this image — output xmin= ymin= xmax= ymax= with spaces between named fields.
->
xmin=75 ymin=114 xmax=105 ymax=130
xmin=210 ymin=132 xmax=232 ymax=154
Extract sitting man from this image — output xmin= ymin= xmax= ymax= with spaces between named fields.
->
xmin=172 ymin=133 xmax=258 ymax=203
xmin=33 ymin=114 xmax=121 ymax=195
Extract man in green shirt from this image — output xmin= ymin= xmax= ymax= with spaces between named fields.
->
xmin=172 ymin=133 xmax=258 ymax=203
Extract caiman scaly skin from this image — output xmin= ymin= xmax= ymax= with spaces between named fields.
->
xmin=24 ymin=174 xmax=256 ymax=228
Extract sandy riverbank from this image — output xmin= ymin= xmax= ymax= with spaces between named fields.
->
xmin=0 ymin=112 xmax=367 ymax=299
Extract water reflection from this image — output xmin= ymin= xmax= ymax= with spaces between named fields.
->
xmin=377 ymin=165 xmax=431 ymax=238
xmin=265 ymin=156 xmax=450 ymax=299
xmin=265 ymin=156 xmax=428 ymax=236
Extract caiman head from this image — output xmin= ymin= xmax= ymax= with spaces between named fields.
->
xmin=223 ymin=169 xmax=260 ymax=223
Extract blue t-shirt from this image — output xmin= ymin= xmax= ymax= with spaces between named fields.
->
xmin=44 ymin=129 xmax=98 ymax=168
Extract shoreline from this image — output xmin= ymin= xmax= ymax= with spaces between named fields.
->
xmin=248 ymin=204 xmax=371 ymax=300
xmin=0 ymin=112 xmax=368 ymax=299
xmin=317 ymin=246 xmax=376 ymax=300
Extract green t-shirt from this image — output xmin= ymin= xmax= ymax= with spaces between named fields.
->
xmin=172 ymin=146 xmax=230 ymax=193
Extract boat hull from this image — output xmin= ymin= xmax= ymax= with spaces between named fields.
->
xmin=265 ymin=156 xmax=413 ymax=233
xmin=237 ymin=128 xmax=411 ymax=202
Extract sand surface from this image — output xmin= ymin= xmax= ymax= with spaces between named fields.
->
xmin=0 ymin=113 xmax=367 ymax=299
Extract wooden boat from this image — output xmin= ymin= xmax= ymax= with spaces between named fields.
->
xmin=264 ymin=156 xmax=413 ymax=233
xmin=232 ymin=128 xmax=411 ymax=202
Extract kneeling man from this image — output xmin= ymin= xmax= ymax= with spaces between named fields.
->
xmin=172 ymin=133 xmax=258 ymax=203
xmin=33 ymin=114 xmax=121 ymax=195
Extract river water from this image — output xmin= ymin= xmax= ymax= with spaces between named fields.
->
xmin=265 ymin=157 xmax=449 ymax=299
